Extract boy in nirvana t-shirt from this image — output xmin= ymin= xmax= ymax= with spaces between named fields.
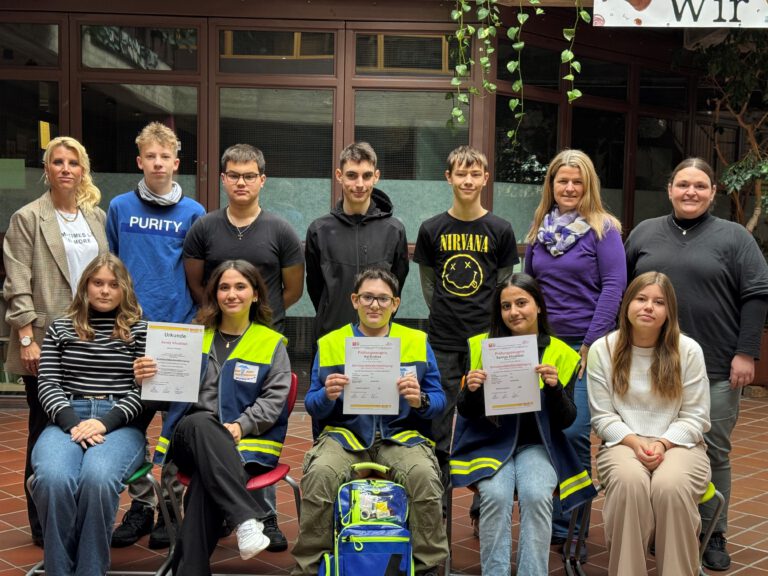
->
xmin=414 ymin=145 xmax=518 ymax=502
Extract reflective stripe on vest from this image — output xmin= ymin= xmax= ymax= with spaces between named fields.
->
xmin=449 ymin=456 xmax=503 ymax=476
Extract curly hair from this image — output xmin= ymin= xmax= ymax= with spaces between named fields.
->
xmin=43 ymin=136 xmax=101 ymax=212
xmin=67 ymin=253 xmax=143 ymax=342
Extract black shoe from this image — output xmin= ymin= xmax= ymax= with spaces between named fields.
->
xmin=415 ymin=568 xmax=440 ymax=576
xmin=561 ymin=539 xmax=588 ymax=564
xmin=469 ymin=509 xmax=480 ymax=539
xmin=111 ymin=501 xmax=154 ymax=548
xmin=702 ymin=532 xmax=730 ymax=571
xmin=262 ymin=515 xmax=288 ymax=552
xmin=148 ymin=504 xmax=176 ymax=550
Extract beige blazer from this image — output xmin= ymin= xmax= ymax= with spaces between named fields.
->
xmin=2 ymin=191 xmax=107 ymax=375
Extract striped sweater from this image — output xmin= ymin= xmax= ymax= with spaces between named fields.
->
xmin=38 ymin=316 xmax=147 ymax=433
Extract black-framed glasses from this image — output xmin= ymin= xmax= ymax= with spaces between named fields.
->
xmin=224 ymin=171 xmax=261 ymax=184
xmin=356 ymin=293 xmax=394 ymax=307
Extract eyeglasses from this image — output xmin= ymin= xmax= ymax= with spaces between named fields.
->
xmin=356 ymin=293 xmax=394 ymax=307
xmin=224 ymin=171 xmax=261 ymax=184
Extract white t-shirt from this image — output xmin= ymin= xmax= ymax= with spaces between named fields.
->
xmin=56 ymin=210 xmax=99 ymax=296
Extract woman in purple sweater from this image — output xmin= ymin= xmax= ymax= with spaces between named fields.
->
xmin=524 ymin=149 xmax=626 ymax=553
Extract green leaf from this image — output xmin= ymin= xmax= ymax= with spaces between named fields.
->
xmin=457 ymin=115 xmax=467 ymax=124
xmin=517 ymin=13 xmax=529 ymax=24
xmin=514 ymin=112 xmax=526 ymax=119
xmin=462 ymin=2 xmax=472 ymax=12
xmin=451 ymin=9 xmax=462 ymax=20
xmin=480 ymin=56 xmax=490 ymax=66
xmin=512 ymin=79 xmax=523 ymax=92
xmin=513 ymin=41 xmax=525 ymax=51
xmin=487 ymin=26 xmax=497 ymax=36
xmin=451 ymin=77 xmax=463 ymax=86
xmin=478 ymin=27 xmax=489 ymax=39
xmin=567 ymin=88 xmax=583 ymax=102
xmin=452 ymin=106 xmax=464 ymax=118
xmin=562 ymin=28 xmax=575 ymax=41
xmin=509 ymin=97 xmax=520 ymax=110
xmin=579 ymin=9 xmax=592 ymax=23
xmin=484 ymin=81 xmax=497 ymax=91
xmin=563 ymin=73 xmax=574 ymax=81
xmin=458 ymin=93 xmax=470 ymax=103
xmin=467 ymin=24 xmax=476 ymax=34
xmin=506 ymin=60 xmax=519 ymax=74
xmin=507 ymin=26 xmax=520 ymax=39
xmin=571 ymin=60 xmax=581 ymax=73
xmin=455 ymin=63 xmax=468 ymax=76
xmin=507 ymin=129 xmax=516 ymax=139
xmin=468 ymin=86 xmax=481 ymax=95
xmin=528 ymin=0 xmax=541 ymax=5
xmin=487 ymin=47 xmax=495 ymax=55
xmin=477 ymin=7 xmax=490 ymax=19
xmin=535 ymin=8 xmax=544 ymax=14
xmin=561 ymin=49 xmax=574 ymax=63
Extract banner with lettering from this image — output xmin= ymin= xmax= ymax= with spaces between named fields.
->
xmin=594 ymin=0 xmax=767 ymax=27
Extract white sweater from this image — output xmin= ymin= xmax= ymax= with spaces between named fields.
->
xmin=588 ymin=332 xmax=711 ymax=448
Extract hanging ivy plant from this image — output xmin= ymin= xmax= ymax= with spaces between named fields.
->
xmin=450 ymin=0 xmax=589 ymax=146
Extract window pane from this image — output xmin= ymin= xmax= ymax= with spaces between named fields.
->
xmin=0 ymin=23 xmax=58 ymax=67
xmin=0 ymin=80 xmax=59 ymax=232
xmin=81 ymin=25 xmax=197 ymax=71
xmin=219 ymin=30 xmax=334 ymax=74
xmin=355 ymin=91 xmax=469 ymax=240
xmin=493 ymin=97 xmax=558 ymax=240
xmin=81 ymin=83 xmax=198 ymax=204
xmin=219 ymin=87 xmax=333 ymax=239
xmin=634 ymin=117 xmax=685 ymax=224
xmin=639 ymin=69 xmax=688 ymax=110
xmin=356 ymin=33 xmax=457 ymax=76
xmin=496 ymin=40 xmax=560 ymax=89
xmin=578 ymin=57 xmax=627 ymax=100
xmin=571 ymin=108 xmax=625 ymax=219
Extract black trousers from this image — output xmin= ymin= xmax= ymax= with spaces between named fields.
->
xmin=170 ymin=411 xmax=267 ymax=576
xmin=24 ymin=375 xmax=47 ymax=540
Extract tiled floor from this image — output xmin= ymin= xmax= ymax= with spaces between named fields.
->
xmin=1 ymin=395 xmax=767 ymax=575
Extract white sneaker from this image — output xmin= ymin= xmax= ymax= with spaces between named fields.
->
xmin=236 ymin=519 xmax=269 ymax=560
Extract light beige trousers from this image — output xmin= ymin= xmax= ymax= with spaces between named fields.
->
xmin=597 ymin=442 xmax=711 ymax=576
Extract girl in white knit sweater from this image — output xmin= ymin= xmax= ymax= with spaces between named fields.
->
xmin=588 ymin=271 xmax=711 ymax=576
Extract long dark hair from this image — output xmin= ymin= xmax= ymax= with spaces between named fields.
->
xmin=489 ymin=272 xmax=551 ymax=338
xmin=195 ymin=260 xmax=272 ymax=329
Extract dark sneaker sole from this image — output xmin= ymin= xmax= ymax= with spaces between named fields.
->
xmin=265 ymin=540 xmax=288 ymax=552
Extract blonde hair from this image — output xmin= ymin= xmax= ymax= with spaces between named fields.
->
xmin=43 ymin=136 xmax=101 ymax=211
xmin=526 ymin=149 xmax=621 ymax=243
xmin=609 ymin=271 xmax=682 ymax=401
xmin=446 ymin=145 xmax=488 ymax=174
xmin=67 ymin=253 xmax=143 ymax=342
xmin=135 ymin=122 xmax=179 ymax=156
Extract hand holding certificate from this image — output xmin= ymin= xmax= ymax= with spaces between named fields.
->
xmin=140 ymin=322 xmax=204 ymax=403
xmin=342 ymin=337 xmax=401 ymax=415
xmin=481 ymin=335 xmax=541 ymax=416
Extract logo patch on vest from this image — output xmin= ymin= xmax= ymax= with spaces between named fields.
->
xmin=233 ymin=362 xmax=260 ymax=383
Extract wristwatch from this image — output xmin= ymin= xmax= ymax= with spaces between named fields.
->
xmin=20 ymin=335 xmax=34 ymax=347
xmin=417 ymin=392 xmax=431 ymax=412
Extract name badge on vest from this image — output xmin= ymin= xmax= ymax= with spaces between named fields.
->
xmin=234 ymin=362 xmax=260 ymax=383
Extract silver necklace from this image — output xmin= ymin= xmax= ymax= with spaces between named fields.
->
xmin=226 ymin=208 xmax=256 ymax=240
xmin=670 ymin=218 xmax=704 ymax=236
xmin=57 ymin=209 xmax=79 ymax=223
xmin=217 ymin=329 xmax=245 ymax=349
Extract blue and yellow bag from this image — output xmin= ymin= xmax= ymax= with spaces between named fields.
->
xmin=319 ymin=463 xmax=414 ymax=576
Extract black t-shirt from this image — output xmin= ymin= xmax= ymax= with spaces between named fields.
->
xmin=183 ymin=208 xmax=304 ymax=331
xmin=414 ymin=211 xmax=518 ymax=350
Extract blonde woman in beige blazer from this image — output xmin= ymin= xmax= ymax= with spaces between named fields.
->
xmin=3 ymin=136 xmax=107 ymax=545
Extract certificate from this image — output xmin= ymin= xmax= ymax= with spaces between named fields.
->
xmin=141 ymin=322 xmax=204 ymax=403
xmin=343 ymin=337 xmax=401 ymax=415
xmin=481 ymin=335 xmax=540 ymax=416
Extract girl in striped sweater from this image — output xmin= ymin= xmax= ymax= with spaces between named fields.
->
xmin=30 ymin=253 xmax=147 ymax=576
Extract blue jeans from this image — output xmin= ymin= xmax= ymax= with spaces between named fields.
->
xmin=700 ymin=378 xmax=740 ymax=534
xmin=31 ymin=399 xmax=145 ymax=576
xmin=552 ymin=342 xmax=592 ymax=539
xmin=477 ymin=444 xmax=557 ymax=576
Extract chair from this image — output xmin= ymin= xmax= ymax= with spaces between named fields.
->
xmin=161 ymin=372 xmax=301 ymax=574
xmin=25 ymin=461 xmax=171 ymax=576
xmin=564 ymin=481 xmax=725 ymax=576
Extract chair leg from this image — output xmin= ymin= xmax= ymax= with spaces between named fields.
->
xmin=24 ymin=559 xmax=44 ymax=576
xmin=284 ymin=474 xmax=302 ymax=519
xmin=699 ymin=489 xmax=725 ymax=569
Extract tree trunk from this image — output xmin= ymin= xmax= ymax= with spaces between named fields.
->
xmin=745 ymin=179 xmax=763 ymax=233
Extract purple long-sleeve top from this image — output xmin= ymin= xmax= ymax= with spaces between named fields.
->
xmin=525 ymin=226 xmax=626 ymax=346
